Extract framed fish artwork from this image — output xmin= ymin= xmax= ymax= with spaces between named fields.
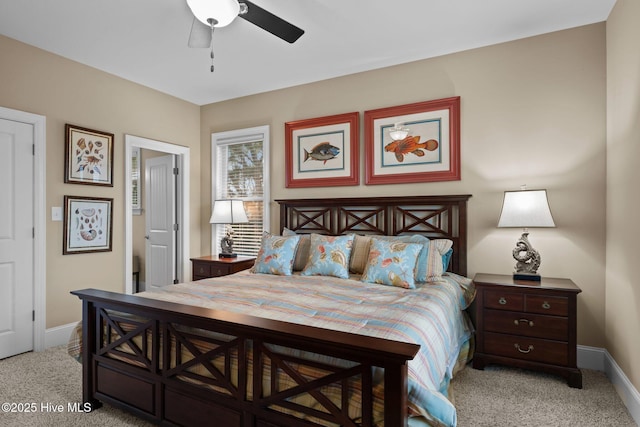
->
xmin=364 ymin=97 xmax=461 ymax=185
xmin=285 ymin=112 xmax=359 ymax=188
xmin=64 ymin=124 xmax=114 ymax=186
xmin=63 ymin=195 xmax=113 ymax=254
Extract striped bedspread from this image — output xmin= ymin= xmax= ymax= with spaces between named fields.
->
xmin=129 ymin=270 xmax=476 ymax=426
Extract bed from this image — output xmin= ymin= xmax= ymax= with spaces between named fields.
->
xmin=69 ymin=195 xmax=473 ymax=427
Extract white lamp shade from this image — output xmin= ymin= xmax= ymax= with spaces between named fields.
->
xmin=186 ymin=0 xmax=240 ymax=27
xmin=209 ymin=199 xmax=248 ymax=224
xmin=497 ymin=189 xmax=555 ymax=228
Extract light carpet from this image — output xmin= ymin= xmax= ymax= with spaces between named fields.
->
xmin=0 ymin=345 xmax=636 ymax=426
xmin=453 ymin=364 xmax=636 ymax=426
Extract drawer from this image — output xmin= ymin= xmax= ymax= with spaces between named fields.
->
xmin=526 ymin=294 xmax=568 ymax=316
xmin=229 ymin=259 xmax=255 ymax=274
xmin=165 ymin=387 xmax=241 ymax=427
xmin=484 ymin=290 xmax=523 ymax=311
xmin=210 ymin=264 xmax=231 ymax=277
xmin=483 ymin=309 xmax=569 ymax=341
xmin=484 ymin=332 xmax=569 ymax=366
xmin=192 ymin=262 xmax=211 ymax=278
xmin=96 ymin=364 xmax=155 ymax=414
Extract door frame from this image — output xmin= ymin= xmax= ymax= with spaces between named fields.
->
xmin=124 ymin=134 xmax=190 ymax=294
xmin=0 ymin=106 xmax=46 ymax=352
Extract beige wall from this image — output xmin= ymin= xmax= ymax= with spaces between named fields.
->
xmin=201 ymin=24 xmax=607 ymax=348
xmin=606 ymin=0 xmax=640 ymax=393
xmin=0 ymin=35 xmax=202 ymax=328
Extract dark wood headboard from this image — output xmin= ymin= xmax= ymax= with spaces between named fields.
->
xmin=276 ymin=195 xmax=471 ymax=277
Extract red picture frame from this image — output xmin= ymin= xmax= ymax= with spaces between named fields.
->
xmin=364 ymin=97 xmax=460 ymax=185
xmin=285 ymin=112 xmax=359 ymax=188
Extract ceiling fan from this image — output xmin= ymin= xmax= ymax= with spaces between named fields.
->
xmin=186 ymin=0 xmax=304 ymax=71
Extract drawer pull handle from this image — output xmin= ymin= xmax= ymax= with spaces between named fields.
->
xmin=542 ymin=301 xmax=551 ymax=310
xmin=499 ymin=297 xmax=507 ymax=305
xmin=514 ymin=344 xmax=534 ymax=354
xmin=514 ymin=318 xmax=534 ymax=327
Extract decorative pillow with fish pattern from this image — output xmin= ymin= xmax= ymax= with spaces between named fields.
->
xmin=300 ymin=234 xmax=355 ymax=279
xmin=360 ymin=238 xmax=423 ymax=289
xmin=252 ymin=233 xmax=301 ymax=276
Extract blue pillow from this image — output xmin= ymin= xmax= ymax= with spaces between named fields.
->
xmin=376 ymin=235 xmax=430 ymax=282
xmin=361 ymin=238 xmax=422 ymax=289
xmin=442 ymin=247 xmax=453 ymax=271
xmin=252 ymin=233 xmax=301 ymax=276
xmin=301 ymin=234 xmax=355 ymax=279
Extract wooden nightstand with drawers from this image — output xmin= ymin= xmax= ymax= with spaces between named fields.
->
xmin=472 ymin=273 xmax=582 ymax=388
xmin=190 ymin=255 xmax=255 ymax=281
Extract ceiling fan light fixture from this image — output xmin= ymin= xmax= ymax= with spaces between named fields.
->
xmin=186 ymin=0 xmax=240 ymax=28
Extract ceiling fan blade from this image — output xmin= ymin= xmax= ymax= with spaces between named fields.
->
xmin=188 ymin=17 xmax=212 ymax=48
xmin=239 ymin=1 xmax=304 ymax=43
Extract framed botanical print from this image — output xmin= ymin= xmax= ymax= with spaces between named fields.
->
xmin=65 ymin=124 xmax=114 ymax=186
xmin=285 ymin=112 xmax=359 ymax=188
xmin=364 ymin=97 xmax=461 ymax=185
xmin=63 ymin=195 xmax=113 ymax=254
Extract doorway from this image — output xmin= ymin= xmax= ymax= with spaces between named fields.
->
xmin=0 ymin=106 xmax=46 ymax=357
xmin=124 ymin=135 xmax=190 ymax=294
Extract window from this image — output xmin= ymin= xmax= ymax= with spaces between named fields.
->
xmin=211 ymin=126 xmax=270 ymax=256
xmin=131 ymin=147 xmax=142 ymax=215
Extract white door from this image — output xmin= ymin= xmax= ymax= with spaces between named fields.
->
xmin=145 ymin=155 xmax=176 ymax=290
xmin=0 ymin=119 xmax=34 ymax=359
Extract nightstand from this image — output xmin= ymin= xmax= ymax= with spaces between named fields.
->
xmin=190 ymin=255 xmax=255 ymax=280
xmin=472 ymin=273 xmax=582 ymax=388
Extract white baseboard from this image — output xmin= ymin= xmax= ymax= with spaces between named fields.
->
xmin=577 ymin=344 xmax=606 ymax=371
xmin=578 ymin=345 xmax=640 ymax=426
xmin=604 ymin=349 xmax=640 ymax=425
xmin=44 ymin=322 xmax=77 ymax=349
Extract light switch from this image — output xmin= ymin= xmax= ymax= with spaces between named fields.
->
xmin=51 ymin=207 xmax=63 ymax=221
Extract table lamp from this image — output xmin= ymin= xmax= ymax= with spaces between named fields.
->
xmin=209 ymin=199 xmax=249 ymax=258
xmin=497 ymin=188 xmax=555 ymax=281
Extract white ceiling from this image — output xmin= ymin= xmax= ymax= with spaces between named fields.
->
xmin=0 ymin=0 xmax=615 ymax=106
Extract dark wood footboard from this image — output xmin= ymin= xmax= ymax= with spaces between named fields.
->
xmin=72 ymin=289 xmax=419 ymax=427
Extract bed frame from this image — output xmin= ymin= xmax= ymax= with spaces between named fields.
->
xmin=72 ymin=195 xmax=471 ymax=427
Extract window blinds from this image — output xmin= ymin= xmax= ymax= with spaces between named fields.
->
xmin=214 ymin=140 xmax=265 ymax=256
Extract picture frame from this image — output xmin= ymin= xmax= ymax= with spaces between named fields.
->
xmin=285 ymin=112 xmax=359 ymax=188
xmin=364 ymin=97 xmax=461 ymax=185
xmin=63 ymin=195 xmax=113 ymax=255
xmin=64 ymin=124 xmax=114 ymax=186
